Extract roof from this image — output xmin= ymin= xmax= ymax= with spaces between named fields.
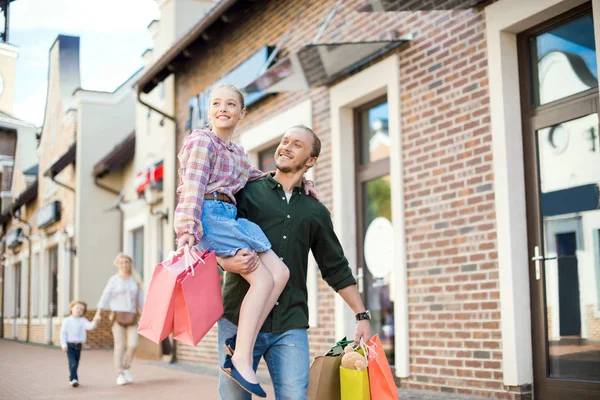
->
xmin=44 ymin=142 xmax=76 ymax=178
xmin=137 ymin=0 xmax=238 ymax=94
xmin=11 ymin=179 xmax=38 ymax=213
xmin=93 ymin=132 xmax=136 ymax=178
xmin=23 ymin=164 xmax=39 ymax=176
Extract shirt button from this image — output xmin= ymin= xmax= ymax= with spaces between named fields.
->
xmin=282 ymin=197 xmax=285 ymax=200
xmin=277 ymin=184 xmax=281 ymax=187
xmin=279 ymin=257 xmax=283 ymax=261
xmin=275 ymin=302 xmax=279 ymax=306
xmin=283 ymin=236 xmax=287 ymax=239
xmin=287 ymin=215 xmax=290 ymax=218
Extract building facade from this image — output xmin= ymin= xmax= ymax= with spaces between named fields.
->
xmin=135 ymin=0 xmax=600 ymax=398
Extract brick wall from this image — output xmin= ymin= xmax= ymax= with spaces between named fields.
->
xmin=173 ymin=1 xmax=510 ymax=397
xmin=587 ymin=305 xmax=600 ymax=340
xmin=86 ymin=310 xmax=117 ymax=348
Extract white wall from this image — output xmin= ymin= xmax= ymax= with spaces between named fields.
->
xmin=75 ymin=84 xmax=138 ymax=305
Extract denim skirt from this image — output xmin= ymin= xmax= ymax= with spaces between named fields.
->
xmin=197 ymin=199 xmax=272 ymax=258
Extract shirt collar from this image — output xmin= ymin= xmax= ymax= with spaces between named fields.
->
xmin=265 ymin=173 xmax=305 ymax=192
xmin=206 ymin=129 xmax=235 ymax=152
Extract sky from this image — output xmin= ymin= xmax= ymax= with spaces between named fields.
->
xmin=9 ymin=0 xmax=160 ymax=126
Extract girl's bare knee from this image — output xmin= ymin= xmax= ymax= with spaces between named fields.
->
xmin=248 ymin=263 xmax=274 ymax=290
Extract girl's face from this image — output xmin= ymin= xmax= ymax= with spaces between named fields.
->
xmin=71 ymin=303 xmax=85 ymax=317
xmin=208 ymin=87 xmax=246 ymax=131
xmin=117 ymin=257 xmax=132 ymax=276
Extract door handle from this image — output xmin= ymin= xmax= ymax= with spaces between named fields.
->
xmin=531 ymin=245 xmax=557 ymax=280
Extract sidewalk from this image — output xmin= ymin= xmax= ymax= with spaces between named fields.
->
xmin=0 ymin=339 xmax=275 ymax=400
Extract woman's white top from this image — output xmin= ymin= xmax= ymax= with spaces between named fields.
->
xmin=97 ymin=274 xmax=144 ymax=313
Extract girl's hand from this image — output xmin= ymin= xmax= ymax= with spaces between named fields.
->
xmin=177 ymin=233 xmax=195 ymax=249
xmin=304 ymin=179 xmax=320 ymax=201
xmin=62 ymin=347 xmax=67 ymax=353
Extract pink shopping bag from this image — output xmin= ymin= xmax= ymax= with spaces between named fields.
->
xmin=137 ymin=248 xmax=192 ymax=343
xmin=173 ymin=249 xmax=223 ymax=346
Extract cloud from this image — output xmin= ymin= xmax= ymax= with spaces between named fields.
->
xmin=11 ymin=0 xmax=159 ymax=34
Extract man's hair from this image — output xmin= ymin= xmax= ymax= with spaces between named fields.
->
xmin=286 ymin=124 xmax=321 ymax=158
xmin=69 ymin=300 xmax=88 ymax=314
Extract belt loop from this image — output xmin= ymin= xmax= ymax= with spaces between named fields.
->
xmin=213 ymin=192 xmax=218 ymax=201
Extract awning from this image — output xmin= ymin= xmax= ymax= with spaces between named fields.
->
xmin=244 ymin=39 xmax=409 ymax=94
xmin=11 ymin=179 xmax=38 ymax=213
xmin=137 ymin=0 xmax=238 ymax=94
xmin=357 ymin=0 xmax=489 ymax=11
xmin=93 ymin=132 xmax=135 ymax=178
xmin=45 ymin=142 xmax=76 ymax=178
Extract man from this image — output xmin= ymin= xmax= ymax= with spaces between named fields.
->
xmin=217 ymin=125 xmax=371 ymax=400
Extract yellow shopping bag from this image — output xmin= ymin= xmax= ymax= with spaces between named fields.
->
xmin=340 ymin=347 xmax=370 ymax=400
xmin=340 ymin=367 xmax=370 ymax=400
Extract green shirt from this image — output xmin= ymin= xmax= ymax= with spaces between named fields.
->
xmin=222 ymin=174 xmax=357 ymax=333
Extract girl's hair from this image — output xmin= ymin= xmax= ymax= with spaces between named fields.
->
xmin=69 ymin=300 xmax=87 ymax=314
xmin=113 ymin=252 xmax=144 ymax=291
xmin=209 ymin=83 xmax=245 ymax=109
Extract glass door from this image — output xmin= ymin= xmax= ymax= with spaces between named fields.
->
xmin=520 ymin=5 xmax=600 ymax=396
xmin=355 ymin=97 xmax=395 ymax=365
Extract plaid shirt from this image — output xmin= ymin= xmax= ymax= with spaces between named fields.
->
xmin=175 ymin=129 xmax=265 ymax=244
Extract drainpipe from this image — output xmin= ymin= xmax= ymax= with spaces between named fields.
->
xmin=12 ymin=212 xmax=32 ymax=343
xmin=137 ymin=92 xmax=178 ymax=363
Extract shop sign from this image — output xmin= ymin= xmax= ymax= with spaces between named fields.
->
xmin=38 ymin=201 xmax=61 ymax=229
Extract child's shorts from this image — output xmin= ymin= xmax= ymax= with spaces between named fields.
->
xmin=198 ymin=197 xmax=272 ymax=258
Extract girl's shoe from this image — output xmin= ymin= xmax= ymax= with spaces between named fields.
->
xmin=223 ymin=335 xmax=236 ymax=356
xmin=220 ymin=355 xmax=266 ymax=398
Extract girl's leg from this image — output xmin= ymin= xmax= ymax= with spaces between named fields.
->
xmin=230 ymin=261 xmax=274 ymax=384
xmin=251 ymin=250 xmax=289 ymax=345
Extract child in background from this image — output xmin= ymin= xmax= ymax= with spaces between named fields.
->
xmin=60 ymin=300 xmax=97 ymax=387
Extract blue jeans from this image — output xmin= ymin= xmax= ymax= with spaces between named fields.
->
xmin=66 ymin=343 xmax=82 ymax=381
xmin=218 ymin=318 xmax=310 ymax=400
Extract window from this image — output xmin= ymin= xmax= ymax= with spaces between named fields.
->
xmin=14 ymin=263 xmax=21 ymax=318
xmin=48 ymin=246 xmax=58 ymax=317
xmin=354 ymin=97 xmax=394 ymax=366
xmin=131 ymin=227 xmax=144 ymax=279
xmin=258 ymin=144 xmax=279 ymax=172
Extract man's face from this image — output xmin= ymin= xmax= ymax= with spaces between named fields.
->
xmin=275 ymin=128 xmax=316 ymax=173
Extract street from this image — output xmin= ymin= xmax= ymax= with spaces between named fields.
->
xmin=0 ymin=340 xmax=275 ymax=400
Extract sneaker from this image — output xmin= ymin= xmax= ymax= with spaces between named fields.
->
xmin=122 ymin=369 xmax=133 ymax=383
xmin=116 ymin=374 xmax=127 ymax=386
xmin=70 ymin=379 xmax=79 ymax=387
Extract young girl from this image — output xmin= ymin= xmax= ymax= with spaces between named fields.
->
xmin=60 ymin=300 xmax=97 ymax=387
xmin=175 ymin=84 xmax=316 ymax=397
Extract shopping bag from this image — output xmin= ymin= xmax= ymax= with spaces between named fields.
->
xmin=137 ymin=249 xmax=189 ymax=343
xmin=340 ymin=345 xmax=370 ymax=400
xmin=307 ymin=354 xmax=343 ymax=400
xmin=307 ymin=338 xmax=355 ymax=400
xmin=366 ymin=334 xmax=397 ymax=400
xmin=173 ymin=249 xmax=223 ymax=346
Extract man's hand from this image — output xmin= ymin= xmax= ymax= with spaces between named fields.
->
xmin=217 ymin=249 xmax=259 ymax=275
xmin=354 ymin=320 xmax=371 ymax=345
xmin=177 ymin=233 xmax=195 ymax=249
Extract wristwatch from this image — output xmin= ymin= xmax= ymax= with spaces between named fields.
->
xmin=355 ymin=310 xmax=371 ymax=321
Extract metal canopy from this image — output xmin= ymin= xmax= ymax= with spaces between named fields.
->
xmin=244 ymin=39 xmax=409 ymax=94
xmin=357 ymin=0 xmax=489 ymax=12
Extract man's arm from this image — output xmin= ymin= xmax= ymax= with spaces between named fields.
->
xmin=311 ymin=209 xmax=371 ymax=343
xmin=338 ymin=285 xmax=371 ymax=344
